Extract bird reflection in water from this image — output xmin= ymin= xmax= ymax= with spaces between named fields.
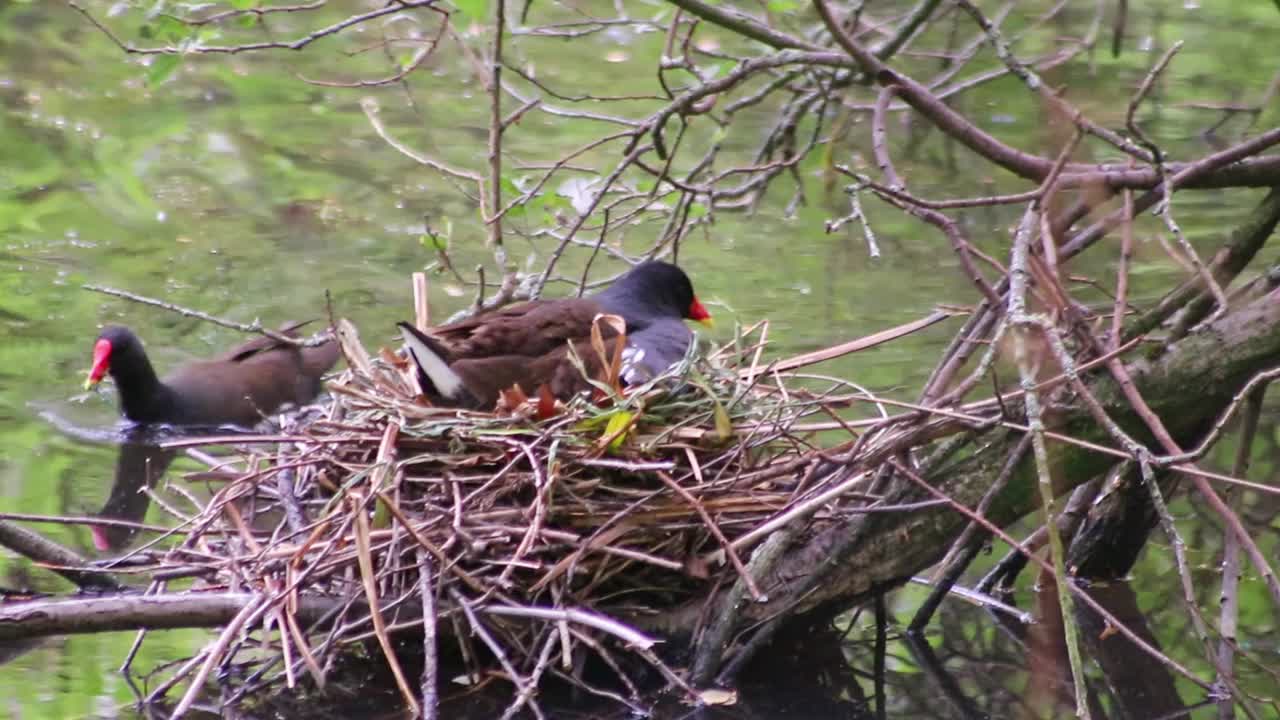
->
xmin=89 ymin=427 xmax=177 ymax=553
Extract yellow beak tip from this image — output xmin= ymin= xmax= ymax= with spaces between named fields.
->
xmin=698 ymin=317 xmax=715 ymax=329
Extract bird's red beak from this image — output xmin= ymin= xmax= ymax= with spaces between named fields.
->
xmin=85 ymin=338 xmax=112 ymax=390
xmin=688 ymin=297 xmax=714 ymax=328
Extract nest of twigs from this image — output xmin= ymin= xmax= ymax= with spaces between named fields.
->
xmin=163 ymin=316 xmax=877 ymax=710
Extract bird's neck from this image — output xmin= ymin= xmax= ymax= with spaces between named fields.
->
xmin=110 ymin=354 xmax=175 ymax=422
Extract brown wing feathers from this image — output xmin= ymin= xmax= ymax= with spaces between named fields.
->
xmin=398 ymin=261 xmax=706 ymax=411
xmin=398 ymin=310 xmax=618 ymax=410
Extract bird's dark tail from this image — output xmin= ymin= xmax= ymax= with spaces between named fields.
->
xmin=397 ymin=322 xmax=466 ymax=400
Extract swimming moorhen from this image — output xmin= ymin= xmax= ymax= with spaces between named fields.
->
xmin=84 ymin=322 xmax=341 ymax=426
xmin=398 ymin=260 xmax=712 ymax=409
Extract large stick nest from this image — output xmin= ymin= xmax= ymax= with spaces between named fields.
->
xmin=163 ymin=318 xmax=874 ymax=704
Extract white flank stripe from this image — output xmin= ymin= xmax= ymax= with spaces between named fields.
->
xmin=399 ymin=327 xmax=465 ymax=399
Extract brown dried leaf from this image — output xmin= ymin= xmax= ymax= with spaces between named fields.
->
xmin=498 ymin=384 xmax=530 ymax=412
xmin=380 ymin=346 xmax=409 ymax=370
xmin=537 ymin=384 xmax=557 ymax=420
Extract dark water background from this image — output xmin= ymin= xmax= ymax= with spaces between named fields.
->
xmin=1 ymin=1 xmax=1278 ymax=717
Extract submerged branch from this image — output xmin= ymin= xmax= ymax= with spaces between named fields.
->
xmin=0 ymin=520 xmax=121 ymax=591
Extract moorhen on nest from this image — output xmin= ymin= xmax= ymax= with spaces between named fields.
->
xmin=84 ymin=322 xmax=341 ymax=427
xmin=398 ymin=260 xmax=712 ymax=409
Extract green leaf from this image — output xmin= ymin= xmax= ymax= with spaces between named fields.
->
xmin=146 ymin=54 xmax=181 ymax=86
xmin=419 ymin=232 xmax=448 ymax=252
xmin=500 ymin=175 xmax=528 ymax=220
xmin=144 ymin=15 xmax=190 ymax=43
xmin=452 ymin=0 xmax=489 ymax=22
xmin=194 ymin=27 xmax=223 ymax=47
xmin=372 ymin=493 xmax=392 ymax=529
xmin=500 ymin=175 xmax=523 ymax=196
xmin=602 ymin=410 xmax=634 ymax=452
xmin=539 ymin=192 xmax=571 ymax=212
xmin=230 ymin=0 xmax=258 ymax=8
xmin=711 ymin=399 xmax=733 ymax=441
